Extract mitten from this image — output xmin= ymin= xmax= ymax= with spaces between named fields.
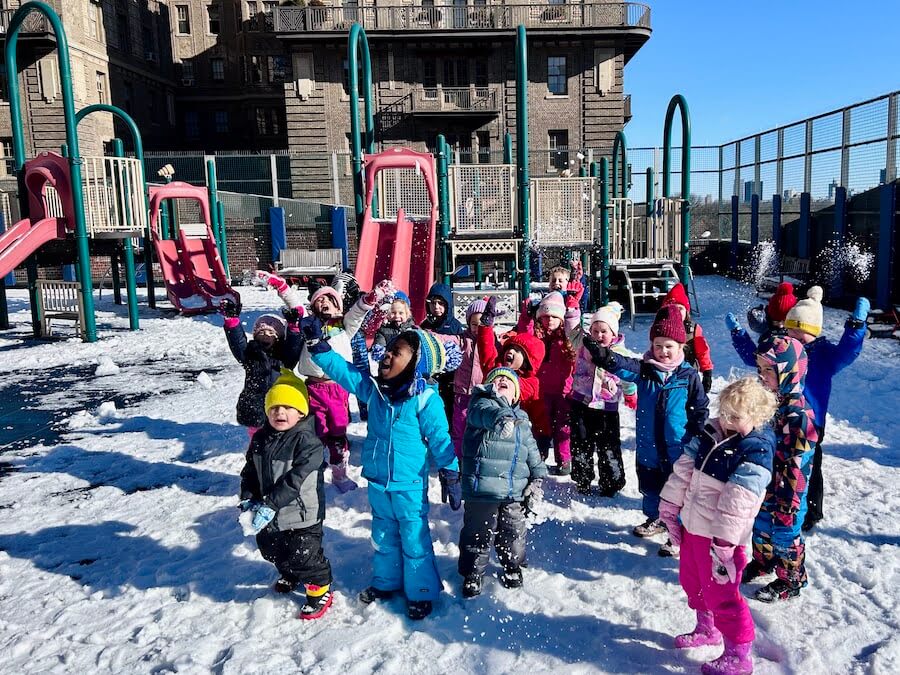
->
xmin=658 ymin=500 xmax=683 ymax=547
xmin=746 ymin=306 xmax=768 ymax=334
xmin=565 ymin=280 xmax=584 ymax=308
xmin=301 ymin=316 xmax=331 ymax=354
xmin=219 ymin=298 xmax=241 ymax=318
xmin=710 ymin=542 xmax=737 ymax=584
xmin=851 ymin=297 xmax=870 ymax=324
xmin=363 ymin=279 xmax=395 ymax=306
xmin=523 ymin=479 xmax=544 ymax=515
xmin=443 ymin=341 xmax=463 ymax=372
xmin=281 ymin=306 xmax=304 ymax=325
xmin=250 ymin=505 xmax=276 ymax=533
xmin=702 ymin=371 xmax=713 ymax=394
xmin=582 ymin=336 xmax=613 ymax=369
xmin=438 ymin=468 xmax=462 ymax=511
xmin=238 ymin=499 xmax=260 ymax=513
xmin=370 ymin=343 xmax=386 ymax=363
xmin=724 ymin=312 xmax=741 ymax=333
xmin=481 ymin=296 xmax=498 ymax=327
xmin=499 ymin=418 xmax=516 ymax=439
xmin=251 ymin=270 xmax=274 ymax=287
xmin=266 ymin=273 xmax=289 ymax=294
xmin=623 ymin=392 xmax=638 ymax=410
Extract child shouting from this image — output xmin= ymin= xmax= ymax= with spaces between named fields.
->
xmin=659 ymin=377 xmax=777 ymax=675
xmin=238 ymin=369 xmax=333 ymax=620
xmin=458 ymin=367 xmax=548 ymax=597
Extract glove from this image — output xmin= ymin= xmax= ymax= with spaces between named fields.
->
xmin=443 ymin=341 xmax=462 ymax=372
xmin=250 ymin=505 xmax=276 ymax=533
xmin=265 ymin=273 xmax=289 ymax=294
xmin=658 ymin=500 xmax=683 ymax=548
xmin=281 ymin=306 xmax=304 ymax=325
xmin=300 ymin=316 xmax=331 ymax=354
xmin=624 ymin=392 xmax=638 ymax=410
xmin=238 ymin=499 xmax=260 ymax=513
xmin=219 ymin=299 xmax=241 ymax=318
xmin=852 ymin=297 xmax=870 ymax=323
xmin=746 ymin=306 xmax=768 ymax=335
xmin=565 ymin=280 xmax=584 ymax=308
xmin=724 ymin=312 xmax=741 ymax=333
xmin=363 ymin=279 xmax=395 ymax=306
xmin=582 ymin=336 xmax=612 ymax=369
xmin=481 ymin=296 xmax=499 ymax=327
xmin=702 ymin=371 xmax=713 ymax=394
xmin=710 ymin=542 xmax=737 ymax=584
xmin=499 ymin=417 xmax=516 ymax=439
xmin=370 ymin=343 xmax=386 ymax=363
xmin=251 ymin=270 xmax=275 ymax=287
xmin=523 ymin=479 xmax=544 ymax=516
xmin=438 ymin=468 xmax=462 ymax=511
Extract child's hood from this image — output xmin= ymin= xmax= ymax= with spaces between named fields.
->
xmin=502 ymin=332 xmax=546 ymax=374
xmin=756 ymin=335 xmax=808 ymax=398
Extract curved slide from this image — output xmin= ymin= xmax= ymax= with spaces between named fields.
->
xmin=0 ymin=218 xmax=66 ymax=278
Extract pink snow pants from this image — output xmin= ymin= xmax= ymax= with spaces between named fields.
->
xmin=307 ymin=379 xmax=350 ymax=464
xmin=451 ymin=393 xmax=471 ymax=459
xmin=680 ymin=531 xmax=755 ymax=645
xmin=537 ymin=392 xmax=571 ymax=465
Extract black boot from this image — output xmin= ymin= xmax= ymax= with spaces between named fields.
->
xmin=740 ymin=559 xmax=773 ymax=584
xmin=755 ymin=578 xmax=802 ymax=603
xmin=462 ymin=574 xmax=483 ymax=598
xmin=358 ymin=586 xmax=396 ymax=604
xmin=273 ymin=577 xmax=298 ymax=594
xmin=407 ymin=599 xmax=433 ymax=620
xmin=499 ymin=567 xmax=523 ymax=589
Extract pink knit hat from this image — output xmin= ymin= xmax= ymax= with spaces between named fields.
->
xmin=650 ymin=305 xmax=686 ymax=343
xmin=309 ymin=286 xmax=343 ymax=314
xmin=536 ymin=291 xmax=566 ymax=321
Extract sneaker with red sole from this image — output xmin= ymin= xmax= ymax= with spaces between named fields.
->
xmin=299 ymin=587 xmax=333 ymax=620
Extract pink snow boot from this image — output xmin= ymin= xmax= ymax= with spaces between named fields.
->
xmin=701 ymin=639 xmax=753 ymax=675
xmin=674 ymin=610 xmax=723 ymax=648
xmin=330 ymin=452 xmax=358 ymax=493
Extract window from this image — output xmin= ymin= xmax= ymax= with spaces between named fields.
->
xmin=474 ymin=60 xmax=488 ymax=88
xmin=476 ymin=130 xmax=491 ymax=165
xmin=185 ymin=112 xmax=200 ymax=138
xmin=95 ymin=71 xmax=107 ymax=104
xmin=268 ymin=56 xmax=288 ymax=83
xmin=142 ymin=20 xmax=157 ymax=60
xmin=342 ymin=59 xmax=349 ymax=95
xmin=176 ymin=5 xmax=191 ymax=34
xmin=443 ymin=59 xmax=468 ymax=87
xmin=117 ymin=10 xmax=131 ymax=54
xmin=149 ymin=92 xmax=159 ymax=124
xmin=422 ymin=59 xmax=436 ymax=89
xmin=215 ymin=111 xmax=229 ymax=133
xmin=87 ymin=4 xmax=100 ymax=39
xmin=248 ymin=2 xmax=258 ymax=20
xmin=256 ymin=107 xmax=280 ymax=136
xmin=211 ymin=58 xmax=225 ymax=82
xmin=167 ymin=92 xmax=176 ymax=125
xmin=248 ymin=55 xmax=263 ymax=84
xmin=181 ymin=60 xmax=194 ymax=84
xmin=548 ymin=129 xmax=569 ymax=171
xmin=207 ymin=4 xmax=221 ymax=34
xmin=0 ymin=138 xmax=14 ymax=176
xmin=548 ymin=56 xmax=567 ymax=95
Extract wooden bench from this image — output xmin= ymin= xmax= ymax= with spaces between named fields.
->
xmin=36 ymin=280 xmax=84 ymax=338
xmin=276 ymin=248 xmax=343 ymax=280
xmin=756 ymin=256 xmax=810 ymax=298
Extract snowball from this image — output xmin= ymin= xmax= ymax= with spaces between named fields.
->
xmin=96 ymin=401 xmax=119 ymax=421
xmin=196 ymin=372 xmax=213 ymax=390
xmin=94 ymin=355 xmax=120 ymax=377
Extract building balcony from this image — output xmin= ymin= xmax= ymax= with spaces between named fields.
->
xmin=0 ymin=9 xmax=51 ymax=40
xmin=275 ymin=2 xmax=651 ymax=50
xmin=411 ymin=86 xmax=499 ymax=116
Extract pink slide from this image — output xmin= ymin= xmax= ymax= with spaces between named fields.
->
xmin=148 ymin=182 xmax=239 ymax=315
xmin=0 ymin=218 xmax=66 ymax=278
xmin=354 ymin=148 xmax=438 ymax=323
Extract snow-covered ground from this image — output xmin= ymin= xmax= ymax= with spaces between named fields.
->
xmin=0 ymin=277 xmax=897 ymax=674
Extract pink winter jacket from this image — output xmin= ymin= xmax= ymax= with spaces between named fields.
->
xmin=569 ymin=332 xmax=638 ymax=411
xmin=660 ymin=422 xmax=775 ymax=544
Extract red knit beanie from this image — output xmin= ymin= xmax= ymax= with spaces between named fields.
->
xmin=650 ymin=305 xmax=687 ymax=343
xmin=767 ymin=282 xmax=798 ymax=323
xmin=662 ymin=283 xmax=691 ymax=315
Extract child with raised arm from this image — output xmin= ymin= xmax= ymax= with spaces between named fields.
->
xmin=659 ymin=377 xmax=777 ymax=675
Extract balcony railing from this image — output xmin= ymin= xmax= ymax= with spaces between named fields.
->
xmin=0 ymin=9 xmax=49 ymax=35
xmin=414 ymin=86 xmax=498 ymax=113
xmin=274 ymin=2 xmax=650 ymax=34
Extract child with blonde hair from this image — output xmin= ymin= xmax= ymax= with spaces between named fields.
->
xmin=658 ymin=377 xmax=777 ymax=675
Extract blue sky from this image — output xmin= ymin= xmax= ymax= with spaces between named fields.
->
xmin=625 ymin=1 xmax=899 ymax=149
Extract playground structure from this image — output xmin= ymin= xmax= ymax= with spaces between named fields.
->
xmin=0 ymin=2 xmax=234 ymax=342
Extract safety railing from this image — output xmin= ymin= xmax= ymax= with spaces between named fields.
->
xmin=81 ymin=156 xmax=149 ymax=237
xmin=0 ymin=9 xmax=48 ymax=34
xmin=414 ymin=87 xmax=498 ymax=113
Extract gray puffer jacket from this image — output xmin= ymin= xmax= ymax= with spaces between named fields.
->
xmin=239 ymin=415 xmax=326 ymax=531
xmin=461 ymin=385 xmax=547 ymax=502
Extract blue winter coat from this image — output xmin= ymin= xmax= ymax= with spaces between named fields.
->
xmin=421 ymin=283 xmax=464 ymax=335
xmin=731 ymin=321 xmax=865 ymax=427
xmin=311 ymin=349 xmax=459 ymax=491
xmin=461 ymin=385 xmax=548 ymax=502
xmin=607 ymin=353 xmax=709 ymax=471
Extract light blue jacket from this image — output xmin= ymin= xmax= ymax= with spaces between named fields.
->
xmin=312 ymin=349 xmax=459 ymax=492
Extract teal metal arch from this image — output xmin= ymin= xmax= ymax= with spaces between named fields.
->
xmin=611 ymin=130 xmax=628 ymax=198
xmin=348 ymin=24 xmax=375 ymax=231
xmin=5 ymin=1 xmax=97 ymax=341
xmin=75 ymin=103 xmax=155 ymax=314
xmin=662 ymin=94 xmax=692 ymax=285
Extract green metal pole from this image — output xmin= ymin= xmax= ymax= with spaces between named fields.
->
xmin=503 ymin=132 xmax=513 ymax=165
xmin=110 ymin=250 xmax=122 ymax=304
xmin=111 ymin=137 xmax=139 ymax=329
xmin=348 ymin=24 xmax=374 ymax=233
xmin=206 ymin=159 xmax=221 ymax=249
xmin=217 ymin=199 xmax=229 ymax=278
xmin=612 ymin=130 xmax=628 ymax=198
xmin=578 ymin=165 xmax=587 ymax=178
xmin=663 ymin=94 xmax=692 ymax=285
xmin=516 ymin=25 xmax=530 ymax=300
xmin=436 ymin=134 xmax=451 ymax=285
xmin=600 ymin=157 xmax=610 ymax=305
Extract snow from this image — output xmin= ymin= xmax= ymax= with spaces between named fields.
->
xmin=0 ymin=277 xmax=898 ymax=674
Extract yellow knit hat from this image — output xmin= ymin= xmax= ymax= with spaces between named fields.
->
xmin=264 ymin=369 xmax=309 ymax=415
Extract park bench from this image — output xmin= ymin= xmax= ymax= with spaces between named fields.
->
xmin=36 ymin=280 xmax=84 ymax=338
xmin=756 ymin=256 xmax=810 ymax=298
xmin=275 ymin=248 xmax=343 ymax=282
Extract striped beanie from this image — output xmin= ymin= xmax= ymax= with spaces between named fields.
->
xmin=537 ymin=291 xmax=566 ymax=320
xmin=591 ymin=301 xmax=625 ymax=337
xmin=784 ymin=286 xmax=823 ymax=337
xmin=484 ymin=367 xmax=520 ymax=403
xmin=392 ymin=329 xmax=461 ymax=396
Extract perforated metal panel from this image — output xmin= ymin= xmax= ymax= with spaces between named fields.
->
xmin=530 ymin=177 xmax=595 ymax=246
xmin=452 ymin=288 xmax=519 ymax=328
xmin=648 ymin=198 xmax=683 ymax=261
xmin=377 ymin=167 xmax=433 ymax=219
xmin=449 ymin=164 xmax=516 ymax=235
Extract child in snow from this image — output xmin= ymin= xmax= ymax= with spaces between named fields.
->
xmin=725 ymin=282 xmax=798 ymax=366
xmin=662 ymin=283 xmax=715 ymax=394
xmin=305 ymin=322 xmax=463 ymax=620
xmin=744 ymin=335 xmax=818 ymax=602
xmin=332 ymin=272 xmax=371 ymax=421
xmin=220 ymin=288 xmax=303 ymax=436
xmin=373 ymin=291 xmax=417 ymax=352
xmin=477 ymin=297 xmax=549 ymax=444
xmin=238 ymin=369 xmax=333 ymax=620
xmin=546 ymin=264 xmax=571 ymax=294
xmin=421 ymin=282 xmax=465 ymax=425
xmin=658 ymin=376 xmax=777 ymax=675
xmin=458 ymin=368 xmax=548 ymax=597
xmin=569 ymin=302 xmax=638 ymax=496
xmin=583 ymin=304 xmax=709 ymax=556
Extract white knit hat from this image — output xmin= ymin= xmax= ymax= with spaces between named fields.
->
xmin=591 ymin=301 xmax=625 ymax=336
xmin=784 ymin=286 xmax=824 ymax=337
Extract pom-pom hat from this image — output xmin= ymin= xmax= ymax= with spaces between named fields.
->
xmin=650 ymin=305 xmax=687 ymax=343
xmin=536 ymin=291 xmax=566 ymax=321
xmin=767 ymin=282 xmax=798 ymax=323
xmin=253 ymin=314 xmax=286 ymax=340
xmin=784 ymin=286 xmax=824 ymax=337
xmin=591 ymin=301 xmax=625 ymax=336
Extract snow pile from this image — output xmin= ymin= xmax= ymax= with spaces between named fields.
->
xmin=94 ymin=355 xmax=120 ymax=377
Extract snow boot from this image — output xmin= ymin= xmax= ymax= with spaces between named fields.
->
xmin=299 ymin=584 xmax=333 ymax=620
xmin=499 ymin=567 xmax=523 ymax=589
xmin=674 ymin=610 xmax=723 ymax=649
xmin=462 ymin=574 xmax=483 ymax=598
xmin=700 ymin=639 xmax=753 ymax=675
xmin=358 ymin=586 xmax=396 ymax=604
xmin=273 ymin=577 xmax=298 ymax=594
xmin=407 ymin=600 xmax=432 ymax=620
xmin=658 ymin=538 xmax=680 ymax=558
xmin=557 ymin=461 xmax=572 ymax=476
xmin=330 ymin=452 xmax=358 ymax=493
xmin=575 ymin=482 xmax=592 ymax=495
xmin=633 ymin=517 xmax=667 ymax=538
xmin=754 ymin=578 xmax=802 ymax=603
xmin=740 ymin=560 xmax=772 ymax=584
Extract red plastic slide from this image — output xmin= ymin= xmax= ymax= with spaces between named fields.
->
xmin=0 ymin=218 xmax=66 ymax=278
xmin=354 ymin=148 xmax=438 ymax=323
